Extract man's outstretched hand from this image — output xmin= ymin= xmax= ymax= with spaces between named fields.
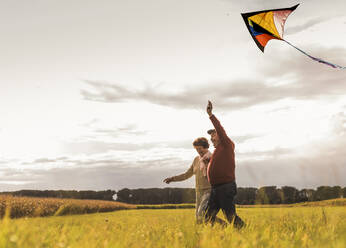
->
xmin=207 ymin=100 xmax=213 ymax=117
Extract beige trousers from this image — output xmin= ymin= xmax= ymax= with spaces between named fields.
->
xmin=195 ymin=188 xmax=211 ymax=223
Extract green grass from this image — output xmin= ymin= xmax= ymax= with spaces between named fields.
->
xmin=135 ymin=198 xmax=346 ymax=210
xmin=1 ymin=206 xmax=345 ymax=248
xmin=136 ymin=203 xmax=195 ymax=209
xmin=237 ymin=198 xmax=346 ymax=208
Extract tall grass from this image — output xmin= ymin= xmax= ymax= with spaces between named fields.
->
xmin=0 ymin=195 xmax=135 ymax=218
xmin=0 ymin=206 xmax=345 ymax=247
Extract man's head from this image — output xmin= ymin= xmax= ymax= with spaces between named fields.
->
xmin=207 ymin=129 xmax=220 ymax=147
xmin=192 ymin=137 xmax=209 ymax=156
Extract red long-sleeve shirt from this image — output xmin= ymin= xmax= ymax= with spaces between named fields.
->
xmin=207 ymin=115 xmax=236 ymax=186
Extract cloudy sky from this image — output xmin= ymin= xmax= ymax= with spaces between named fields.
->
xmin=1 ymin=0 xmax=346 ymax=191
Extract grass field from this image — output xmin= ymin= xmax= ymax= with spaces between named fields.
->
xmin=1 ymin=204 xmax=345 ymax=248
xmin=136 ymin=198 xmax=346 ymax=209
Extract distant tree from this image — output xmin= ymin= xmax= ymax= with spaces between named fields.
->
xmin=235 ymin=188 xmax=257 ymax=205
xmin=116 ymin=188 xmax=195 ymax=204
xmin=332 ymin=186 xmax=343 ymax=198
xmin=116 ymin=188 xmax=132 ymax=203
xmin=256 ymin=187 xmax=269 ymax=204
xmin=255 ymin=186 xmax=281 ymax=204
xmin=314 ymin=186 xmax=341 ymax=201
xmin=2 ymin=185 xmax=344 ymax=204
xmin=280 ymin=186 xmax=299 ymax=204
xmin=297 ymin=189 xmax=315 ymax=202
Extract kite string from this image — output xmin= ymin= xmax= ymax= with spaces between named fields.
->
xmin=283 ymin=39 xmax=346 ymax=69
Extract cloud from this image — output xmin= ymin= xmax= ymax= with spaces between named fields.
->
xmin=81 ymin=47 xmax=346 ymax=111
xmin=237 ymin=156 xmax=346 ymax=189
xmin=81 ymin=80 xmax=202 ymax=108
xmin=60 ymin=134 xmax=259 ymax=156
xmin=2 ymin=111 xmax=346 ymax=192
xmin=55 ymin=122 xmax=153 ymax=155
xmin=21 ymin=151 xmax=190 ymax=171
xmin=0 ymin=167 xmax=41 ymax=186
xmin=233 ymin=134 xmax=261 ymax=144
xmin=80 ymin=119 xmax=148 ymax=138
xmin=166 ymin=135 xmax=258 ymax=149
xmin=2 ymin=145 xmax=345 ymax=191
xmin=237 ymin=147 xmax=293 ymax=160
xmin=330 ymin=109 xmax=346 ymax=136
xmin=0 ymin=158 xmax=193 ymax=191
xmin=60 ymin=140 xmax=178 ymax=155
xmin=23 ymin=155 xmax=130 ymax=168
xmin=94 ymin=126 xmax=147 ymax=138
xmin=285 ymin=16 xmax=333 ymax=35
xmin=2 ymin=97 xmax=346 ymax=193
xmin=238 ymin=140 xmax=346 ymax=188
xmin=32 ymin=157 xmax=68 ymax=164
xmin=238 ymin=108 xmax=346 ymax=188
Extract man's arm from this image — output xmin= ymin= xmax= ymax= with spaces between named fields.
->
xmin=206 ymin=100 xmax=234 ymax=146
xmin=163 ymin=163 xmax=194 ymax=184
xmin=210 ymin=115 xmax=232 ymax=146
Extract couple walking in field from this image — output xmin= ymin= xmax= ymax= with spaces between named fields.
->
xmin=164 ymin=101 xmax=244 ymax=228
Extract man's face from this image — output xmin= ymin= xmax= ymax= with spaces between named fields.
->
xmin=210 ymin=132 xmax=220 ymax=147
xmin=194 ymin=145 xmax=208 ymax=157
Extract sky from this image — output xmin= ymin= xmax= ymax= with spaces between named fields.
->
xmin=1 ymin=0 xmax=346 ymax=191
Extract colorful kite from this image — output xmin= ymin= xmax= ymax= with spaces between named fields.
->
xmin=241 ymin=4 xmax=345 ymax=69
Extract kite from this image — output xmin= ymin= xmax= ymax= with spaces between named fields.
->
xmin=241 ymin=4 xmax=345 ymax=69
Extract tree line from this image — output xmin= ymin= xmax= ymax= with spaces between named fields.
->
xmin=116 ymin=186 xmax=346 ymax=205
xmin=1 ymin=186 xmax=344 ymax=205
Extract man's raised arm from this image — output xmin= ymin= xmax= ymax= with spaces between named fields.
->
xmin=206 ymin=100 xmax=233 ymax=146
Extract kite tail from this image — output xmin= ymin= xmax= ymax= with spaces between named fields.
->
xmin=283 ymin=39 xmax=346 ymax=69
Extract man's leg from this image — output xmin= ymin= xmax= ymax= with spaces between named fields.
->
xmin=219 ymin=182 xmax=245 ymax=229
xmin=199 ymin=189 xmax=226 ymax=226
xmin=204 ymin=187 xmax=220 ymax=225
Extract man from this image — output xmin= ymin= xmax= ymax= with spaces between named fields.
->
xmin=163 ymin=137 xmax=223 ymax=224
xmin=204 ymin=100 xmax=245 ymax=228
